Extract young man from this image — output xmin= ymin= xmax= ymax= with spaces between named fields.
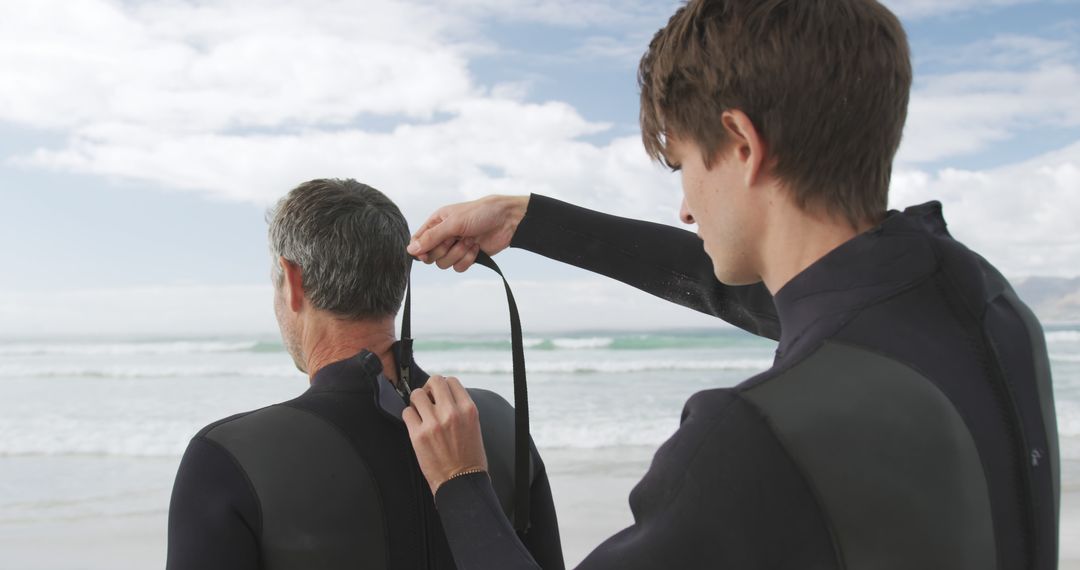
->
xmin=403 ymin=1 xmax=1060 ymax=569
xmin=166 ymin=179 xmax=563 ymax=569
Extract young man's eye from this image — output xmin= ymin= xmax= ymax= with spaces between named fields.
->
xmin=668 ymin=162 xmax=682 ymax=173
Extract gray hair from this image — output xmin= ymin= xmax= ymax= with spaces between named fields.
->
xmin=267 ymin=179 xmax=411 ymax=320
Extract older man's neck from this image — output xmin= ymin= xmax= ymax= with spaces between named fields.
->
xmin=304 ymin=316 xmax=399 ymax=383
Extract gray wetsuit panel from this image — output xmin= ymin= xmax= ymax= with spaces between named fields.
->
xmin=205 ymin=405 xmax=388 ymax=570
xmin=744 ymin=341 xmax=996 ymax=570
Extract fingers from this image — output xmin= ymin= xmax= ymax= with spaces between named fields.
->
xmin=408 ymin=213 xmax=444 ymax=257
xmin=409 ymin=375 xmax=460 ymax=415
xmin=453 ymin=245 xmax=481 ymax=273
xmin=412 ymin=211 xmax=445 ymax=242
xmin=445 ymin=376 xmax=471 ymax=407
xmin=405 ymin=375 xmax=473 ymax=425
xmin=445 ymin=377 xmax=479 ymax=419
xmin=402 ymin=405 xmax=421 ymax=430
xmin=435 ymin=238 xmax=476 ymax=270
xmin=423 ymin=238 xmax=457 ymax=265
xmin=425 ymin=374 xmax=457 ymax=411
xmin=409 ymin=385 xmax=435 ymax=421
xmin=403 ymin=374 xmax=488 ymax=494
xmin=408 ymin=210 xmax=460 ymax=257
xmin=409 ymin=196 xmax=526 ymax=264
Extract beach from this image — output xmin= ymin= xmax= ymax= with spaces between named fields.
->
xmin=2 ymin=329 xmax=1079 ymax=568
xmin=2 ymin=449 xmax=1080 ymax=568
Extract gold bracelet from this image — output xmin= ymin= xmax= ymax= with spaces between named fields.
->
xmin=442 ymin=467 xmax=488 ymax=487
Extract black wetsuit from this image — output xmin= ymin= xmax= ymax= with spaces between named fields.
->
xmin=435 ymin=195 xmax=1060 ymax=569
xmin=166 ymin=346 xmax=564 ymax=570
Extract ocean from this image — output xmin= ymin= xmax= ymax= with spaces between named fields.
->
xmin=1 ymin=326 xmax=1079 ymax=567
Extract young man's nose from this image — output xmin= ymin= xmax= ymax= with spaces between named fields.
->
xmin=679 ymin=198 xmax=695 ymax=225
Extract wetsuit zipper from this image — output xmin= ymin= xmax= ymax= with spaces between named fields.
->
xmin=412 ymin=451 xmax=432 ymax=569
xmin=421 ymin=475 xmax=432 ymax=569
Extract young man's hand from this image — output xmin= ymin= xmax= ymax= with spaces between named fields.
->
xmin=402 ymin=375 xmax=489 ymax=495
xmin=407 ymin=195 xmax=529 ymax=272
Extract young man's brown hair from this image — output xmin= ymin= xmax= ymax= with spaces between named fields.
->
xmin=639 ymin=0 xmax=912 ymax=226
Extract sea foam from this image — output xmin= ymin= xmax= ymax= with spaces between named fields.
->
xmin=1046 ymin=331 xmax=1080 ymax=344
xmin=0 ymin=341 xmax=260 ymax=357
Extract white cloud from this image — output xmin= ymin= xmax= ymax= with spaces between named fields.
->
xmin=892 ymin=140 xmax=1080 ymax=277
xmin=0 ymin=0 xmax=673 ymax=134
xmin=925 ymin=34 xmax=1076 ymax=69
xmin=435 ymin=0 xmax=674 ymax=28
xmin=8 ymin=0 xmax=1075 ymax=213
xmin=575 ymin=33 xmax=654 ymax=64
xmin=2 ymin=0 xmax=681 ymax=225
xmin=16 ymin=100 xmax=678 ymax=226
xmin=0 ymin=0 xmax=476 ymax=132
xmin=1 ymin=0 xmax=1078 ymax=291
xmin=899 ymin=51 xmax=1080 ymax=164
xmin=882 ymin=0 xmax=1039 ymax=20
xmin=452 ymin=0 xmax=1045 ymax=25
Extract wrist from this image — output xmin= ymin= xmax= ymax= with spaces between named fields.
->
xmin=491 ymin=194 xmax=529 ymax=233
xmin=433 ymin=466 xmax=488 ymax=495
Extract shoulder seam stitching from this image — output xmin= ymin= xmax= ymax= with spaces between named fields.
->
xmin=193 ymin=434 xmax=266 ymax=545
xmin=732 ymin=388 xmax=847 ymax=570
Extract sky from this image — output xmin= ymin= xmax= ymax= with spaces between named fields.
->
xmin=1 ymin=0 xmax=1079 ymax=337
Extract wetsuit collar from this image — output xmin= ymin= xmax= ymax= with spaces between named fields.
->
xmin=308 ymin=349 xmax=384 ymax=393
xmin=306 ymin=341 xmax=430 ymax=422
xmin=770 ymin=201 xmax=945 ymax=361
xmin=375 ymin=343 xmax=431 ymax=422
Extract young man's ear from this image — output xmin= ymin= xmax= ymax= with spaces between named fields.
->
xmin=720 ymin=109 xmax=767 ymax=188
xmin=278 ymin=257 xmax=305 ymax=313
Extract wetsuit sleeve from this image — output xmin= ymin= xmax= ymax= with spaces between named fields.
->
xmin=166 ymin=436 xmax=260 ymax=570
xmin=436 ymin=472 xmax=537 ymax=569
xmin=435 ymin=390 xmax=837 ymax=569
xmin=521 ymin=455 xmax=565 ymax=570
xmin=510 ymin=194 xmax=779 ymax=340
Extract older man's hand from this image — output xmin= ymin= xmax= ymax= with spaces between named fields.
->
xmin=407 ymin=195 xmax=529 ymax=272
xmin=402 ymin=375 xmax=489 ymax=495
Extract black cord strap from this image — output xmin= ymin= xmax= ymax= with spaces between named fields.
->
xmin=397 ymin=263 xmax=413 ymax=401
xmin=399 ymin=252 xmax=531 ymax=533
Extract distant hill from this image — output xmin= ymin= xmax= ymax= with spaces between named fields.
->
xmin=1012 ymin=276 xmax=1080 ymax=324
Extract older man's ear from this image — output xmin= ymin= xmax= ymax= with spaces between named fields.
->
xmin=278 ymin=256 xmax=306 ymax=313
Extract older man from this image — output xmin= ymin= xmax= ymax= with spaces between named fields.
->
xmin=166 ymin=179 xmax=563 ymax=569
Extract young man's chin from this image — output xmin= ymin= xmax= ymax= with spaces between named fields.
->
xmin=712 ymin=266 xmax=760 ymax=288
